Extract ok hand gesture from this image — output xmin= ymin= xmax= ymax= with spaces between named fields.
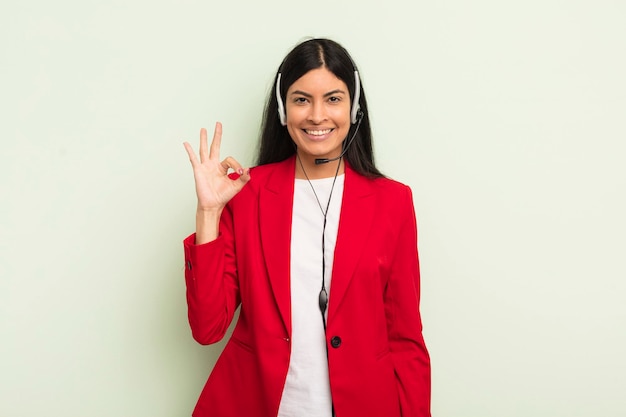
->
xmin=183 ymin=122 xmax=251 ymax=212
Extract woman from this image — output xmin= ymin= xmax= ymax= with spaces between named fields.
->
xmin=182 ymin=38 xmax=431 ymax=417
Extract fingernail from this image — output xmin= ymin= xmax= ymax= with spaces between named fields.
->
xmin=237 ymin=168 xmax=243 ymax=175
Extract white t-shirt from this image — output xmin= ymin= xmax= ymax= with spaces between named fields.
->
xmin=277 ymin=174 xmax=344 ymax=417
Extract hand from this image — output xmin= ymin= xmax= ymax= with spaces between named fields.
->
xmin=183 ymin=123 xmax=251 ymax=212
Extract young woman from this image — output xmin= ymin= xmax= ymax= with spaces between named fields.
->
xmin=182 ymin=38 xmax=431 ymax=417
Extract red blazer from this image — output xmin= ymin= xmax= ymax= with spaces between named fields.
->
xmin=183 ymin=156 xmax=430 ymax=417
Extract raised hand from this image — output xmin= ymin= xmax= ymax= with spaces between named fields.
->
xmin=183 ymin=123 xmax=250 ymax=244
xmin=183 ymin=123 xmax=251 ymax=212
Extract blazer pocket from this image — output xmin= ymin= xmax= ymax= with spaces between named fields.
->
xmin=230 ymin=335 xmax=255 ymax=355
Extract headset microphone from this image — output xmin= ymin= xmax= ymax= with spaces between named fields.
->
xmin=314 ymin=109 xmax=364 ymax=165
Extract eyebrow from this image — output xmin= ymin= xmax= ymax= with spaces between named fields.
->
xmin=289 ymin=89 xmax=347 ymax=98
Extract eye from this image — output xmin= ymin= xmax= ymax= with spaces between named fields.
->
xmin=293 ymin=97 xmax=308 ymax=104
xmin=328 ymin=96 xmax=342 ymax=103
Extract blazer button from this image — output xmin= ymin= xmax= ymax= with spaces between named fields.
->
xmin=330 ymin=336 xmax=342 ymax=348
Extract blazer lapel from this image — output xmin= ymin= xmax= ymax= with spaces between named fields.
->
xmin=328 ymin=164 xmax=376 ymax=318
xmin=259 ymin=157 xmax=296 ymax=335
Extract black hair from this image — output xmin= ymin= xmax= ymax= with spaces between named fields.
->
xmin=256 ymin=38 xmax=383 ymax=178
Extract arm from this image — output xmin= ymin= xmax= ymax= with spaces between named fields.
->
xmin=182 ymin=124 xmax=250 ymax=344
xmin=385 ymin=186 xmax=431 ymax=417
xmin=183 ymin=203 xmax=240 ymax=345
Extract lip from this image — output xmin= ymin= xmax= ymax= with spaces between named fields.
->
xmin=302 ymin=128 xmax=334 ymax=141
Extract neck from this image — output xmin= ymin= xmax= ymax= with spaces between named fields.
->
xmin=295 ymin=152 xmax=344 ymax=179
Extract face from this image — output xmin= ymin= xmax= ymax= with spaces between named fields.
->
xmin=285 ymin=67 xmax=351 ymax=164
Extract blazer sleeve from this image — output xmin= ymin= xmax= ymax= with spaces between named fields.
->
xmin=385 ymin=185 xmax=431 ymax=417
xmin=183 ymin=204 xmax=240 ymax=345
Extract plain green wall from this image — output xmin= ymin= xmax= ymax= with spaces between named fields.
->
xmin=1 ymin=1 xmax=625 ymax=416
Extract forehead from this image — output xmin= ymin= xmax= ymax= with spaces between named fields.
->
xmin=287 ymin=67 xmax=347 ymax=93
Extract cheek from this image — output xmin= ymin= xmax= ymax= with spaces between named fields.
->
xmin=286 ymin=126 xmax=298 ymax=142
xmin=285 ymin=103 xmax=307 ymax=120
xmin=330 ymin=106 xmax=351 ymax=126
xmin=285 ymin=109 xmax=302 ymax=131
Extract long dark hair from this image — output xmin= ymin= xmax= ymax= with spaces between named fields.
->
xmin=256 ymin=38 xmax=383 ymax=178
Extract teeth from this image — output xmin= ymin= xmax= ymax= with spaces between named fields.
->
xmin=305 ymin=129 xmax=332 ymax=136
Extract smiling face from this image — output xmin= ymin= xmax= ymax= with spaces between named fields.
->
xmin=285 ymin=67 xmax=352 ymax=171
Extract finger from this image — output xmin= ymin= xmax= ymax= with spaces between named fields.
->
xmin=198 ymin=128 xmax=209 ymax=163
xmin=232 ymin=167 xmax=252 ymax=189
xmin=183 ymin=141 xmax=199 ymax=166
xmin=220 ymin=156 xmax=243 ymax=174
xmin=227 ymin=167 xmax=251 ymax=185
xmin=208 ymin=122 xmax=223 ymax=161
xmin=238 ymin=167 xmax=252 ymax=184
xmin=222 ymin=157 xmax=251 ymax=185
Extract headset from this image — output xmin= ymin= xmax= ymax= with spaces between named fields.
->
xmin=275 ymin=70 xmax=362 ymax=126
xmin=276 ymin=69 xmax=364 ymax=165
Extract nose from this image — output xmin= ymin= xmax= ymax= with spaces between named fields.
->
xmin=307 ymin=101 xmax=327 ymax=124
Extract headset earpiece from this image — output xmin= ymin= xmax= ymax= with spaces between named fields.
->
xmin=276 ymin=73 xmax=287 ymax=126
xmin=350 ymin=70 xmax=361 ymax=124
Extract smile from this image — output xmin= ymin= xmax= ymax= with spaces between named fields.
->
xmin=304 ymin=128 xmax=333 ymax=136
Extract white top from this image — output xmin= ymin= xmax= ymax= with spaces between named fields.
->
xmin=277 ymin=174 xmax=344 ymax=417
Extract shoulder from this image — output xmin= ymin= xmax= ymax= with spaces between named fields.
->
xmin=229 ymin=158 xmax=294 ymax=206
xmin=350 ymin=171 xmax=414 ymax=202
xmin=248 ymin=159 xmax=288 ymax=181
xmin=345 ymin=162 xmax=411 ymax=195
xmin=370 ymin=176 xmax=412 ymax=195
xmin=245 ymin=158 xmax=293 ymax=190
xmin=364 ymin=174 xmax=417 ymax=220
xmin=346 ymin=171 xmax=416 ymax=223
